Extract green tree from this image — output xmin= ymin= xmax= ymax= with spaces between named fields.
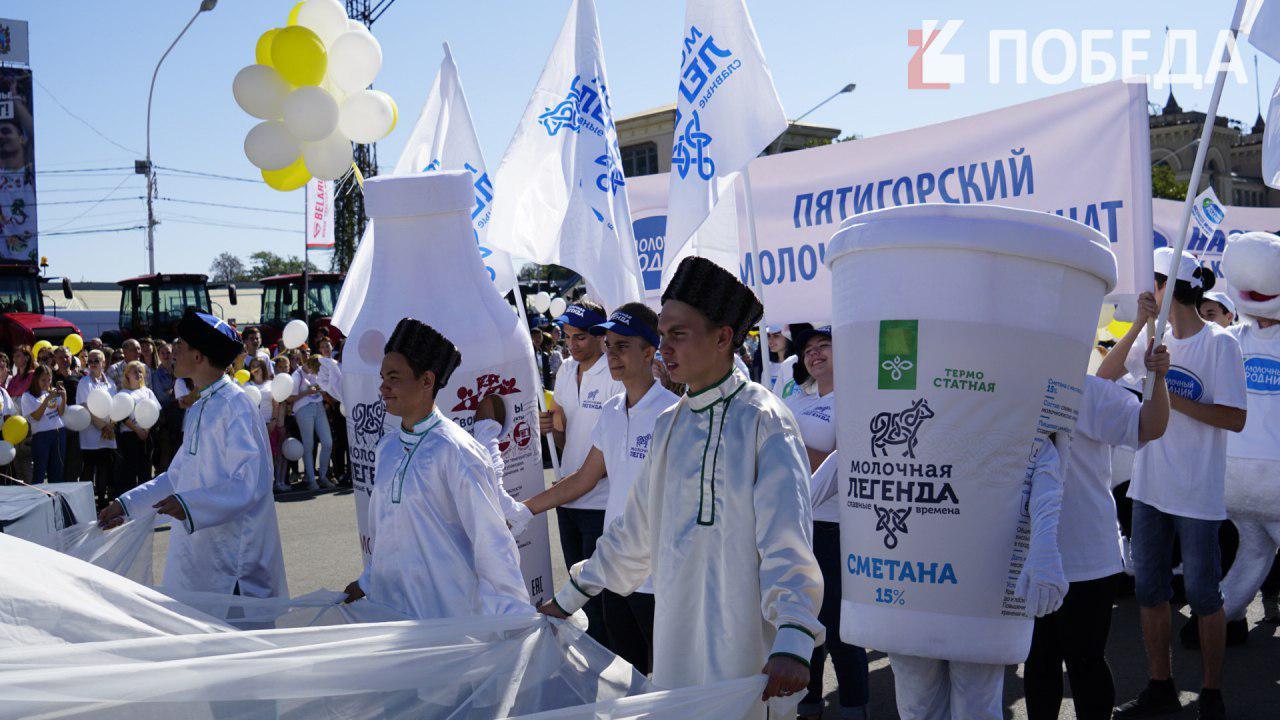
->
xmin=208 ymin=252 xmax=248 ymax=282
xmin=1152 ymin=164 xmax=1189 ymax=201
xmin=246 ymin=251 xmax=318 ymax=279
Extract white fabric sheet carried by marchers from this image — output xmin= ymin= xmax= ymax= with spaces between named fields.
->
xmin=662 ymin=0 xmax=787 ymax=278
xmin=0 ymin=532 xmax=768 ymax=720
xmin=624 ymin=80 xmax=1154 ymax=325
xmin=484 ymin=0 xmax=643 ymax=310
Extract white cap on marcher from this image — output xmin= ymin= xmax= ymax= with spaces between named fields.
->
xmin=1153 ymin=247 xmax=1205 ymax=288
xmin=1202 ymin=290 xmax=1236 ymax=316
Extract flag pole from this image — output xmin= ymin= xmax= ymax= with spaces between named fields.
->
xmin=741 ymin=166 xmax=771 ymax=388
xmin=1146 ymin=1 xmax=1247 ymax=395
xmin=512 ymin=280 xmax=561 ymax=475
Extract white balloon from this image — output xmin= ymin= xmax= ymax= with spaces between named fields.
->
xmin=338 ymin=89 xmax=395 ymax=144
xmin=86 ymin=387 xmax=112 ymax=419
xmin=549 ymin=297 xmax=568 ymax=318
xmin=63 ymin=404 xmax=92 ymax=432
xmin=243 ymin=120 xmax=300 ymax=171
xmin=282 ymin=437 xmax=305 ymax=461
xmin=302 ymin=130 xmax=354 ymax=181
xmin=271 ymin=373 xmax=296 ymax=403
xmin=328 ymin=31 xmax=382 ymax=93
xmin=244 ymin=384 xmax=262 ymax=407
xmin=0 ymin=441 xmax=15 ymax=466
xmin=297 ymin=0 xmax=349 ymax=46
xmin=133 ymin=399 xmax=161 ymax=430
xmin=282 ymin=319 xmax=310 ymax=349
xmin=282 ymin=86 xmax=339 ymax=142
xmin=110 ymin=393 xmax=136 ymax=422
xmin=232 ymin=64 xmax=289 ymax=120
xmin=532 ymin=292 xmax=552 ymax=314
xmin=346 ymin=19 xmax=370 ymax=35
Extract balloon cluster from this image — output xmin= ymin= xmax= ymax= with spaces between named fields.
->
xmin=83 ymin=388 xmax=162 ymax=429
xmin=525 ymin=293 xmax=568 ymax=319
xmin=232 ymin=0 xmax=397 ymax=191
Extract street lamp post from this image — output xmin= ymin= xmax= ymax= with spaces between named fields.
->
xmin=138 ymin=0 xmax=218 ymax=275
xmin=768 ymin=82 xmax=855 ymax=156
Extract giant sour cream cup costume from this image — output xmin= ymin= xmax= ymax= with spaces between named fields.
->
xmin=825 ymin=204 xmax=1117 ymax=665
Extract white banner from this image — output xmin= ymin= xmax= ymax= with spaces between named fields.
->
xmin=485 ymin=0 xmax=643 ymax=310
xmin=626 ymin=81 xmax=1154 ymax=324
xmin=305 ymin=178 xmax=335 ymax=249
xmin=1153 ymin=196 xmax=1280 ymax=278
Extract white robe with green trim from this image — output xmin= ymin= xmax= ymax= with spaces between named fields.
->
xmin=118 ymin=375 xmax=287 ymax=598
xmin=553 ymin=368 xmax=823 ymax=713
xmin=359 ymin=409 xmax=530 ymax=619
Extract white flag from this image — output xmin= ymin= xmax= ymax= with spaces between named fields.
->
xmin=1244 ymin=0 xmax=1280 ymax=60
xmin=662 ymin=0 xmax=786 ymax=272
xmin=1264 ymin=77 xmax=1280 ymax=188
xmin=485 ymin=0 xmax=642 ymax=310
xmin=332 ymin=44 xmax=518 ymax=333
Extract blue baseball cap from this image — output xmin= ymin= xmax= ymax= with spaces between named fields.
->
xmin=590 ymin=309 xmax=661 ymax=348
xmin=558 ymin=303 xmax=608 ymax=330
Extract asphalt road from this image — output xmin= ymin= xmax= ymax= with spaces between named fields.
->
xmin=153 ymin=477 xmax=1280 ymax=719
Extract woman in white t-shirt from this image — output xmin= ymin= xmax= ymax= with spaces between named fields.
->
xmin=785 ymin=326 xmax=869 ymax=720
xmin=76 ymin=349 xmax=117 ymax=506
xmin=1023 ymin=344 xmax=1170 ymax=720
xmin=1101 ymin=248 xmax=1246 ymax=719
xmin=22 ymin=364 xmax=66 ymax=483
xmin=115 ymin=361 xmax=159 ymax=494
xmin=290 ymin=355 xmax=333 ymax=491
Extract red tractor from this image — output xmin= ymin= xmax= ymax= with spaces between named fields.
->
xmin=256 ymin=272 xmax=344 ymax=349
xmin=0 ymin=262 xmax=80 ymax=353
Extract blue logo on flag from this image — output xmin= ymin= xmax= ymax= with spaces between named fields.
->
xmin=1165 ymin=367 xmax=1205 ymax=401
xmin=539 ymin=75 xmax=608 ymax=137
xmin=633 ymin=215 xmax=667 ymax=292
xmin=1245 ymin=355 xmax=1280 ymax=395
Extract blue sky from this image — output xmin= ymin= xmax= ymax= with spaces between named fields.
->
xmin=10 ymin=0 xmax=1273 ymax=281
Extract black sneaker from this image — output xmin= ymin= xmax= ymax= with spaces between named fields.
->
xmin=1116 ymin=680 xmax=1182 ymax=718
xmin=1197 ymin=688 xmax=1225 ymax=720
xmin=1226 ymin=617 xmax=1249 ymax=646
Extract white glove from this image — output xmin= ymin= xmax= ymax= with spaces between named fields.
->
xmin=506 ymin=500 xmax=533 ymax=536
xmin=1015 ymin=437 xmax=1068 ymax=618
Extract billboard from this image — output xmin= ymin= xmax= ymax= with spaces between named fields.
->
xmin=0 ymin=67 xmax=36 ymax=263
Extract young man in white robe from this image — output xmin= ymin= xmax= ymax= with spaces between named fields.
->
xmin=523 ymin=302 xmax=678 ymax=675
xmin=99 ymin=310 xmax=287 ymax=600
xmin=538 ymin=257 xmax=824 ymax=717
xmin=342 ymin=317 xmax=529 ymax=619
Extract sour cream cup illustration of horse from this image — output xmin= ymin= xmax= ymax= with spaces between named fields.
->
xmin=826 ymin=203 xmax=1117 ymax=664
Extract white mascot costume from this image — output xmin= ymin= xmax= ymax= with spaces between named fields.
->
xmin=1219 ymin=231 xmax=1280 ymax=628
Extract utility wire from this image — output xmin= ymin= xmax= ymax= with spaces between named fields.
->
xmin=40 ymin=196 xmax=144 ymax=206
xmin=36 ymin=167 xmax=134 ymax=175
xmin=34 ymin=79 xmax=141 ymax=156
xmin=155 ymin=166 xmax=260 ymax=183
xmin=40 ymin=225 xmax=146 ymax=238
xmin=45 ymin=176 xmax=135 ymax=232
xmin=158 ymin=197 xmax=300 ymax=215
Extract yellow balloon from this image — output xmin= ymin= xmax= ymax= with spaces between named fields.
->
xmin=62 ymin=333 xmax=84 ymax=356
xmin=270 ymin=25 xmax=326 ymax=87
xmin=388 ymin=95 xmax=398 ymax=134
xmin=255 ymin=28 xmax=280 ymax=66
xmin=234 ymin=369 xmax=252 ymax=385
xmin=1106 ymin=319 xmax=1133 ymax=340
xmin=262 ymin=155 xmax=311 ymax=192
xmin=287 ymin=1 xmax=305 ymax=26
xmin=31 ymin=340 xmax=52 ymax=360
xmin=3 ymin=415 xmax=28 ymax=445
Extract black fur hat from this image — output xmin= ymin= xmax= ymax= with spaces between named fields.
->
xmin=384 ymin=317 xmax=462 ymax=390
xmin=661 ymin=256 xmax=763 ymax=348
xmin=177 ymin=309 xmax=243 ymax=368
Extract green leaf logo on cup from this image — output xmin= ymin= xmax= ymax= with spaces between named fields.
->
xmin=878 ymin=320 xmax=918 ymax=390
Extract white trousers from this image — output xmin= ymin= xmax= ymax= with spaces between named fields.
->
xmin=889 ymin=653 xmax=1005 ymax=720
xmin=1223 ymin=457 xmax=1280 ymax=621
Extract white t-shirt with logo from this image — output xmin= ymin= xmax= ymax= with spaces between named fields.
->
xmin=1062 ymin=376 xmax=1144 ymax=582
xmin=1125 ymin=322 xmax=1247 ymax=520
xmin=291 ymin=369 xmax=324 ymax=414
xmin=76 ymin=374 xmax=117 ymax=450
xmin=785 ymin=388 xmax=838 ymax=522
xmin=1227 ymin=322 xmax=1280 ymax=461
xmin=769 ymin=355 xmax=802 ymax=400
xmin=591 ymin=382 xmax=679 ymax=593
xmin=21 ymin=391 xmax=64 ymax=434
xmin=553 ymin=355 xmax=623 ymax=511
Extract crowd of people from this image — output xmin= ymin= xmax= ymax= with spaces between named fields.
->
xmin=2 ymin=325 xmax=351 ymax=507
xmin=82 ymin=244 xmax=1277 ymax=720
